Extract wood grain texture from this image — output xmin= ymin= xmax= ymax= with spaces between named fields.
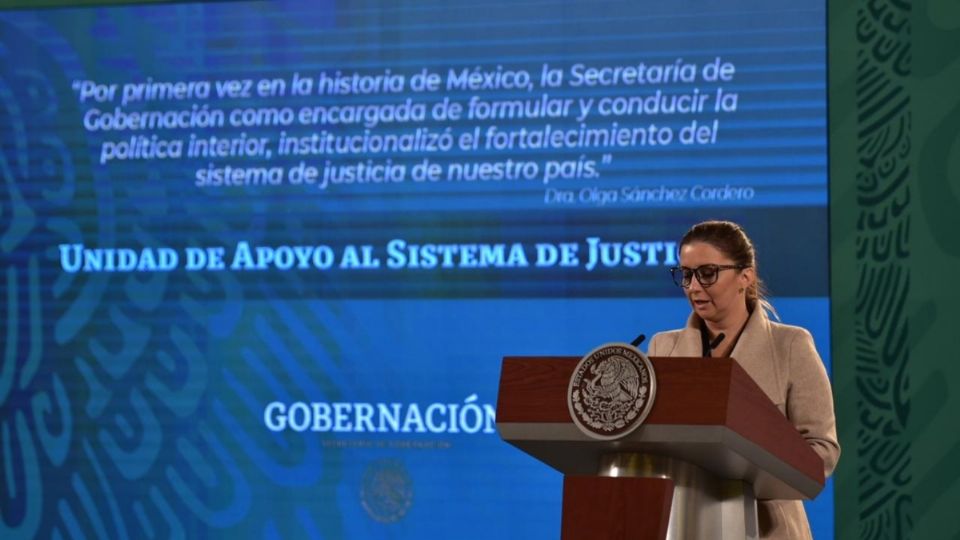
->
xmin=561 ymin=476 xmax=673 ymax=540
xmin=498 ymin=356 xmax=823 ymax=484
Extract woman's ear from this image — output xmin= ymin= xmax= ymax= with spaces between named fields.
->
xmin=740 ymin=266 xmax=756 ymax=289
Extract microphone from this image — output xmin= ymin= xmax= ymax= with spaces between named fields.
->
xmin=709 ymin=333 xmax=726 ymax=350
xmin=631 ymin=333 xmax=646 ymax=347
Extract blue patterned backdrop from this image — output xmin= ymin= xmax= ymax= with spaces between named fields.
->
xmin=0 ymin=1 xmax=831 ymax=538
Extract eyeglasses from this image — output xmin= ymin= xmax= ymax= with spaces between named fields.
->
xmin=670 ymin=264 xmax=749 ymax=288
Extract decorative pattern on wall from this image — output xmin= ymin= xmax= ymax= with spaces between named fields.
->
xmin=854 ymin=0 xmax=912 ymax=537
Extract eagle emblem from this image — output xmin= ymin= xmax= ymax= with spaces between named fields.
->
xmin=568 ymin=343 xmax=657 ymax=440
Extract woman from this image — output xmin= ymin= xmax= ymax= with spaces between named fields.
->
xmin=648 ymin=220 xmax=840 ymax=539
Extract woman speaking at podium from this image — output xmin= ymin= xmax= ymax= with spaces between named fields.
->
xmin=648 ymin=220 xmax=840 ymax=539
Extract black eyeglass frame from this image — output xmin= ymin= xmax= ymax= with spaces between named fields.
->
xmin=670 ymin=264 xmax=750 ymax=288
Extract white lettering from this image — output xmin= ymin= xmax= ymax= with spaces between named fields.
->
xmin=262 ymin=397 xmax=498 ymax=435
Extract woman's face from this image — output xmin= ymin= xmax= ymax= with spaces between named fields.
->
xmin=678 ymin=241 xmax=754 ymax=324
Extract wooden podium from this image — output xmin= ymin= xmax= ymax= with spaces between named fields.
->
xmin=496 ymin=356 xmax=825 ymax=539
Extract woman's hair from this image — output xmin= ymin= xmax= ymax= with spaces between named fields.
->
xmin=679 ymin=220 xmax=777 ymax=318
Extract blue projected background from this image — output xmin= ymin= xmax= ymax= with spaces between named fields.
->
xmin=0 ymin=1 xmax=832 ymax=538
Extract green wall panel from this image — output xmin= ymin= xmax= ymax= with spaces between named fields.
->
xmin=831 ymin=0 xmax=960 ymax=538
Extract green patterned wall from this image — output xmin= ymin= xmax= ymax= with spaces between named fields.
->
xmin=831 ymin=0 xmax=960 ymax=538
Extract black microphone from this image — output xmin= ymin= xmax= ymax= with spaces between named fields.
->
xmin=709 ymin=333 xmax=726 ymax=350
xmin=631 ymin=333 xmax=646 ymax=347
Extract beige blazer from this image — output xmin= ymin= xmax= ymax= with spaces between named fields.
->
xmin=648 ymin=309 xmax=840 ymax=540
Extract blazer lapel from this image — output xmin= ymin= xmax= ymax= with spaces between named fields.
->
xmin=669 ymin=310 xmax=784 ymax=406
xmin=671 ymin=314 xmax=703 ymax=356
xmin=729 ymin=310 xmax=784 ymax=405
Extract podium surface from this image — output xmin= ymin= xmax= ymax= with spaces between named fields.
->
xmin=497 ymin=355 xmax=825 ymax=539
